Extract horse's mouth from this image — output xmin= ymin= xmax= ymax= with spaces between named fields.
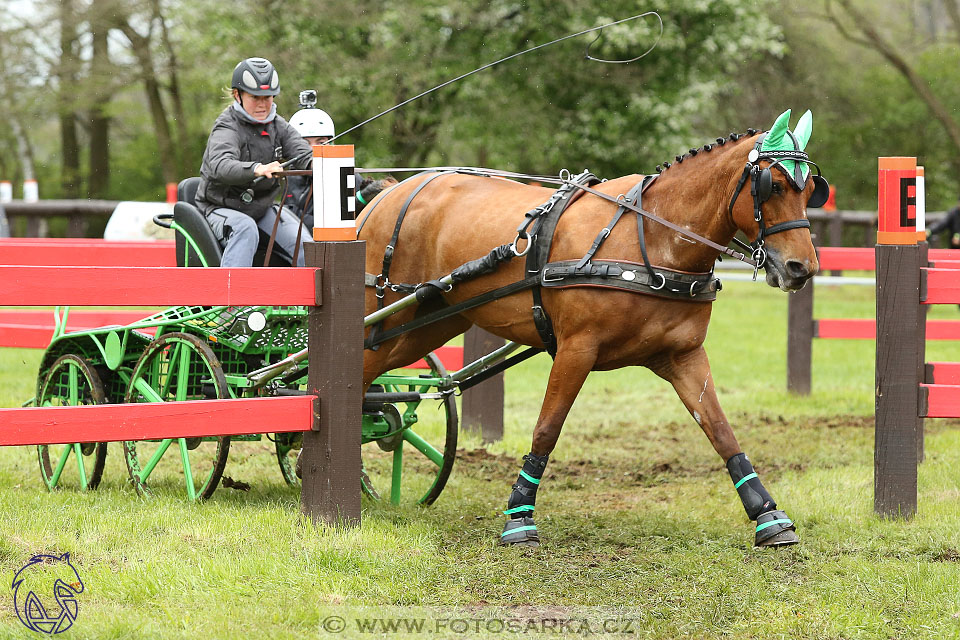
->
xmin=764 ymin=256 xmax=815 ymax=292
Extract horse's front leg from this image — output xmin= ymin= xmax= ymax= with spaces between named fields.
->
xmin=499 ymin=342 xmax=597 ymax=548
xmin=651 ymin=346 xmax=799 ymax=547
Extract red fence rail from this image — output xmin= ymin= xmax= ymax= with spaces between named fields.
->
xmin=786 ymin=245 xmax=960 ymax=394
xmin=0 ymin=239 xmax=366 ymax=527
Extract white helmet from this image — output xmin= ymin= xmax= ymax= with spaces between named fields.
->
xmin=289 ymin=108 xmax=335 ymax=138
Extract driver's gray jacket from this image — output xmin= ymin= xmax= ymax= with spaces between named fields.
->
xmin=195 ymin=106 xmax=312 ymax=220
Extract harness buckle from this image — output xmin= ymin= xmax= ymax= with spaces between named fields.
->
xmin=374 ymin=274 xmax=388 ymax=299
xmin=541 ymin=268 xmax=565 ymax=284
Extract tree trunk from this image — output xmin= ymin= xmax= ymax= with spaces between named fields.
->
xmin=87 ymin=13 xmax=111 ymax=199
xmin=833 ymin=0 xmax=960 ymax=178
xmin=152 ymin=0 xmax=188 ymax=175
xmin=58 ymin=0 xmax=81 ymax=198
xmin=118 ymin=22 xmax=178 ymax=186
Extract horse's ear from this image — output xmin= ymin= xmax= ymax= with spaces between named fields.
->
xmin=762 ymin=109 xmax=792 ymax=151
xmin=794 ymin=110 xmax=813 ymax=150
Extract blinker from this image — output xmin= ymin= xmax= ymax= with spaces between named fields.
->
xmin=807 ymin=175 xmax=830 ymax=209
xmin=757 ymin=168 xmax=773 ymax=202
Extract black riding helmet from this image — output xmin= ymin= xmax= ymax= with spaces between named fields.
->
xmin=231 ymin=57 xmax=280 ymax=96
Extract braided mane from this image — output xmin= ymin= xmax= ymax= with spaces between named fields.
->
xmin=654 ymin=129 xmax=761 ymax=174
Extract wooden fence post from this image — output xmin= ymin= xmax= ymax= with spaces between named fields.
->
xmin=301 ymin=240 xmax=365 ymax=527
xmin=874 ymin=156 xmax=919 ymax=518
xmin=461 ymin=326 xmax=505 ymax=442
xmin=786 ymin=279 xmax=814 ymax=395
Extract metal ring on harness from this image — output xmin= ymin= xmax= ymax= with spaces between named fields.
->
xmin=511 ymin=231 xmax=532 ymax=257
xmin=752 ymin=246 xmax=767 ymax=269
xmin=559 ymin=168 xmax=571 ymax=182
xmin=689 ymin=280 xmax=702 ymax=298
xmin=650 ymin=272 xmax=666 ymax=290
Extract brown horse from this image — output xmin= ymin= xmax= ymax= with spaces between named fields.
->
xmin=358 ymin=110 xmax=823 ymax=547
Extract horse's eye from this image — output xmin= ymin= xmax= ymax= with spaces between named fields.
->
xmin=771 ymin=183 xmax=783 ymax=195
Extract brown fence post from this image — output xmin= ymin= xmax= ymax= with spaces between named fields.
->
xmin=461 ymin=326 xmax=505 ymax=442
xmin=301 ymin=240 xmax=365 ymax=527
xmin=874 ymin=157 xmax=919 ymax=518
xmin=786 ymin=278 xmax=814 ymax=395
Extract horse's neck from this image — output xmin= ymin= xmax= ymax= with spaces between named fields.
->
xmin=640 ymin=169 xmax=739 ymax=273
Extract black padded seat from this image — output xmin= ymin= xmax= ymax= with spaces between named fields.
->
xmin=171 ymin=176 xmax=295 ymax=267
xmin=174 ymin=177 xmax=222 ymax=267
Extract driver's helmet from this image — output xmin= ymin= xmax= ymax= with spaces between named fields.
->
xmin=231 ymin=57 xmax=280 ymax=96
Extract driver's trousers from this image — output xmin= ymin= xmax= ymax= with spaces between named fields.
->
xmin=206 ymin=205 xmax=307 ymax=267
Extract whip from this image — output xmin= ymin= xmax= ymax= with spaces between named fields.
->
xmin=241 ymin=11 xmax=663 ymax=202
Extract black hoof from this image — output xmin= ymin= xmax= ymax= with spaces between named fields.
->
xmin=499 ymin=517 xmax=540 ymax=547
xmin=754 ymin=509 xmax=799 ymax=547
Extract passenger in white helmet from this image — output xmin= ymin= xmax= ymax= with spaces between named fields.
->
xmin=195 ymin=57 xmax=312 ymax=266
xmin=285 ymin=90 xmax=336 ymax=230
xmin=286 ymin=90 xmax=398 ymax=231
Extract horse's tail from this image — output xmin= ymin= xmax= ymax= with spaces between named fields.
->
xmin=357 ymin=176 xmax=398 ymax=208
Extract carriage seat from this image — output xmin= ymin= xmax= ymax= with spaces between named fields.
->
xmin=171 ymin=177 xmax=301 ymax=268
xmin=174 ymin=177 xmax=222 ymax=267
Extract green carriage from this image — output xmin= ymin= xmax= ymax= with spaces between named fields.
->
xmin=32 ymin=303 xmax=458 ymax=504
xmin=30 ymin=178 xmax=459 ymax=504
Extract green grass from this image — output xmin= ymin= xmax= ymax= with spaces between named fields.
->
xmin=2 ymin=280 xmax=960 ymax=639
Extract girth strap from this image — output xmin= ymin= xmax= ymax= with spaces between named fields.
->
xmin=525 ymin=171 xmax=599 ymax=357
xmin=541 ymin=259 xmax=720 ymax=302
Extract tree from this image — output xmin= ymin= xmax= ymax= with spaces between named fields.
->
xmin=825 ymin=0 xmax=960 ymax=179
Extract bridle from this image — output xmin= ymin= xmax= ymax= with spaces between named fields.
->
xmin=727 ymin=135 xmax=829 ymax=279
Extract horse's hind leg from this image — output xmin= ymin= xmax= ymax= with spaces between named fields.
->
xmin=650 ymin=347 xmax=798 ymax=547
xmin=499 ymin=342 xmax=597 ymax=547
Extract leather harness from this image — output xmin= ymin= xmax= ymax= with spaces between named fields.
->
xmin=362 ymin=169 xmax=726 ymax=355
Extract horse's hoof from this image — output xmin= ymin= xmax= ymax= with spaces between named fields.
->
xmin=499 ymin=517 xmax=540 ymax=547
xmin=754 ymin=509 xmax=799 ymax=547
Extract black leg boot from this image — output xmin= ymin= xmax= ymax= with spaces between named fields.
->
xmin=727 ymin=452 xmax=798 ymax=547
xmin=500 ymin=452 xmax=548 ymax=547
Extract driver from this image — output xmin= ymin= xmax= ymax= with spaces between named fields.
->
xmin=195 ymin=57 xmax=312 ymax=266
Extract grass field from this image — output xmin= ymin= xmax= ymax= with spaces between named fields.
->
xmin=2 ymin=279 xmax=960 ymax=639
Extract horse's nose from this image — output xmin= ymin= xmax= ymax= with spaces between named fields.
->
xmin=785 ymin=259 xmax=813 ymax=280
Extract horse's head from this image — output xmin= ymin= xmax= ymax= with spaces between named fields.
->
xmin=728 ymin=109 xmax=827 ymax=291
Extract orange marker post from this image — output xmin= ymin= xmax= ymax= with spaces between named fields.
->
xmin=877 ymin=157 xmax=918 ymax=245
xmin=312 ymin=145 xmax=357 ymax=242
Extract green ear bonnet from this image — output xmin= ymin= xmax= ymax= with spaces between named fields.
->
xmin=752 ymin=109 xmax=828 ymax=207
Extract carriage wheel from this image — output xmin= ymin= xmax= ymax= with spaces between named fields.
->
xmin=361 ymin=352 xmax=458 ymax=506
xmin=275 ymin=432 xmax=302 ymax=486
xmin=36 ymin=354 xmax=108 ymax=492
xmin=122 ymin=332 xmax=230 ymax=500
